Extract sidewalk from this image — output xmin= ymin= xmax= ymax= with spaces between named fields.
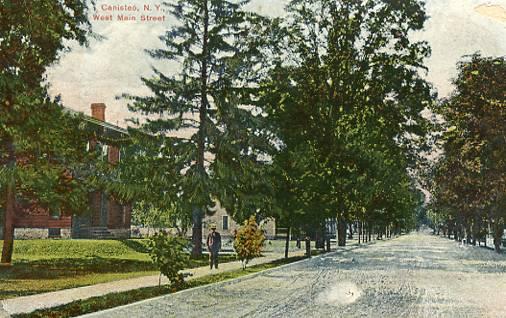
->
xmin=0 ymin=248 xmax=308 ymax=317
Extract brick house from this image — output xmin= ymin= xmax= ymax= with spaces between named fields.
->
xmin=0 ymin=103 xmax=132 ymax=239
xmin=71 ymin=103 xmax=132 ymax=239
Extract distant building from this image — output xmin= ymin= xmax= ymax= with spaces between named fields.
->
xmin=201 ymin=201 xmax=276 ymax=240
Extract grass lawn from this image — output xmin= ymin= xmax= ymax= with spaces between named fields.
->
xmin=14 ymin=255 xmax=308 ymax=318
xmin=0 ymin=239 xmax=235 ymax=300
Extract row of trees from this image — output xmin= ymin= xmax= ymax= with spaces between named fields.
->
xmin=2 ymin=0 xmax=439 ymax=263
xmin=261 ymin=0 xmax=431 ymax=246
xmin=119 ymin=0 xmax=432 ymax=256
xmin=427 ymin=54 xmax=506 ymax=253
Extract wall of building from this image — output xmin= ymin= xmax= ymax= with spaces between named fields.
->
xmin=201 ymin=201 xmax=276 ymax=240
xmin=2 ymin=228 xmax=72 ymax=239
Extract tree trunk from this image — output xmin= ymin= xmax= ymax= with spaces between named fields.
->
xmin=337 ymin=215 xmax=346 ymax=246
xmin=191 ymin=208 xmax=203 ymax=258
xmin=471 ymin=215 xmax=478 ymax=246
xmin=493 ymin=220 xmax=504 ymax=254
xmin=358 ymin=222 xmax=361 ymax=244
xmin=284 ymin=227 xmax=290 ymax=259
xmin=465 ymin=221 xmax=472 ymax=245
xmin=191 ymin=0 xmax=209 ymax=258
xmin=347 ymin=223 xmax=353 ymax=239
xmin=1 ymin=182 xmax=15 ymax=265
xmin=1 ymin=139 xmax=16 ymax=265
xmin=305 ymin=236 xmax=311 ymax=258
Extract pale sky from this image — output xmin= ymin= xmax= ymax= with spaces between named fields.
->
xmin=46 ymin=0 xmax=506 ymax=127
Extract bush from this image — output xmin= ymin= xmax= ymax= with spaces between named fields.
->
xmin=148 ymin=232 xmax=189 ymax=288
xmin=233 ymin=216 xmax=265 ymax=269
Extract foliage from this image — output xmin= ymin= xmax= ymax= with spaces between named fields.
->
xmin=96 ymin=130 xmax=192 ymax=237
xmin=132 ymin=201 xmax=171 ymax=229
xmin=125 ymin=0 xmax=276 ymax=256
xmin=148 ymin=232 xmax=190 ymax=287
xmin=260 ymin=0 xmax=432 ymax=243
xmin=429 ymin=54 xmax=506 ymax=251
xmin=3 ymin=105 xmax=99 ymax=209
xmin=233 ymin=216 xmax=266 ymax=269
xmin=0 ymin=0 xmax=95 ymax=263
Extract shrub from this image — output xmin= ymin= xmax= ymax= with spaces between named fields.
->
xmin=148 ymin=232 xmax=189 ymax=288
xmin=233 ymin=216 xmax=266 ymax=269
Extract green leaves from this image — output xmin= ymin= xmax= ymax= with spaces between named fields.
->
xmin=429 ymin=54 xmax=506 ymax=245
xmin=261 ymin=0 xmax=431 ymax=232
xmin=148 ymin=232 xmax=190 ymax=286
xmin=126 ymin=0 xmax=275 ymax=225
xmin=233 ymin=215 xmax=265 ymax=269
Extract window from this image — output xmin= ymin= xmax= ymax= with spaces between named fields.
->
xmin=222 ymin=216 xmax=229 ymax=230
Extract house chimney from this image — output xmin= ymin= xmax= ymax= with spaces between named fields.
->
xmin=91 ymin=103 xmax=106 ymax=121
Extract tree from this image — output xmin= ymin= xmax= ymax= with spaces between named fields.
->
xmin=104 ymin=129 xmax=188 ymax=236
xmin=233 ymin=215 xmax=266 ymax=269
xmin=0 ymin=1 xmax=93 ymax=264
xmin=132 ymin=201 xmax=169 ymax=235
xmin=148 ymin=231 xmax=189 ymax=288
xmin=260 ymin=0 xmax=432 ymax=246
xmin=430 ymin=54 xmax=506 ymax=252
xmin=126 ymin=0 xmax=274 ymax=257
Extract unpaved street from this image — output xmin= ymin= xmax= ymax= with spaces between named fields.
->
xmin=83 ymin=232 xmax=506 ymax=318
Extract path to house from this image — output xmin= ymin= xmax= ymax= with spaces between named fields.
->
xmin=0 ymin=242 xmax=316 ymax=317
xmin=81 ymin=231 xmax=506 ymax=318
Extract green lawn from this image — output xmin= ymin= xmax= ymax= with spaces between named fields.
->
xmin=14 ymin=255 xmax=308 ymax=318
xmin=0 ymin=239 xmax=234 ymax=300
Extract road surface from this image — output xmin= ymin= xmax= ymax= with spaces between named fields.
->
xmin=82 ymin=232 xmax=506 ymax=318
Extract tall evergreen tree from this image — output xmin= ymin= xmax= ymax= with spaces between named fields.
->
xmin=127 ymin=0 xmax=274 ymax=257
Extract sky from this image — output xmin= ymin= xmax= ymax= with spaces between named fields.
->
xmin=46 ymin=0 xmax=506 ymax=127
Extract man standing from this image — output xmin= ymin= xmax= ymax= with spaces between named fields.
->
xmin=206 ymin=223 xmax=221 ymax=269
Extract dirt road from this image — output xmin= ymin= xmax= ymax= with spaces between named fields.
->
xmin=82 ymin=232 xmax=506 ymax=318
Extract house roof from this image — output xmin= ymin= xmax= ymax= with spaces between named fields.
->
xmin=63 ymin=107 xmax=129 ymax=136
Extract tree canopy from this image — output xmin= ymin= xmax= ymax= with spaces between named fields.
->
xmin=259 ymin=0 xmax=432 ymax=245
xmin=429 ymin=54 xmax=506 ymax=252
xmin=1 ymin=0 xmax=94 ymax=264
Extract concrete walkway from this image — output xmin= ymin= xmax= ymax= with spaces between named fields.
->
xmin=0 ymin=248 xmax=309 ymax=317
